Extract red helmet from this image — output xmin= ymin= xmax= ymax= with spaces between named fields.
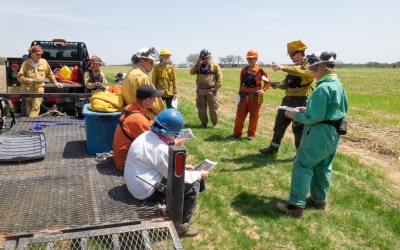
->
xmin=89 ymin=55 xmax=102 ymax=65
xmin=28 ymin=45 xmax=43 ymax=55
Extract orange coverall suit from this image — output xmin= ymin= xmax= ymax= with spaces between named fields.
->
xmin=233 ymin=65 xmax=270 ymax=137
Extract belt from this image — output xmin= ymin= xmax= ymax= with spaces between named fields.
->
xmin=286 ymin=96 xmax=307 ymax=99
xmin=199 ymin=86 xmax=215 ymax=89
xmin=243 ymin=92 xmax=258 ymax=96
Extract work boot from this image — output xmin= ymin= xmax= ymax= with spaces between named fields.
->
xmin=306 ymin=197 xmax=326 ymax=210
xmin=213 ymin=124 xmax=219 ymax=129
xmin=259 ymin=146 xmax=278 ymax=158
xmin=276 ymin=203 xmax=304 ymax=217
xmin=229 ymin=134 xmax=241 ymax=139
xmin=175 ymin=223 xmax=199 ymax=237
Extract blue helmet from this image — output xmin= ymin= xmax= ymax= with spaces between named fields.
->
xmin=152 ymin=109 xmax=184 ymax=137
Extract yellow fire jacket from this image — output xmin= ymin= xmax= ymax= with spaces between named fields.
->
xmin=279 ymin=62 xmax=314 ymax=97
xmin=190 ymin=61 xmax=223 ymax=89
xmin=17 ymin=59 xmax=57 ymax=87
xmin=152 ymin=62 xmax=177 ymax=97
xmin=121 ymin=65 xmax=165 ymax=120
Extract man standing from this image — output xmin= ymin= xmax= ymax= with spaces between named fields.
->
xmin=18 ymin=45 xmax=62 ymax=117
xmin=121 ymin=47 xmax=164 ymax=120
xmin=259 ymin=40 xmax=314 ymax=158
xmin=152 ymin=48 xmax=177 ymax=109
xmin=190 ymin=49 xmax=223 ymax=129
xmin=112 ymin=84 xmax=163 ymax=172
xmin=231 ymin=50 xmax=270 ymax=140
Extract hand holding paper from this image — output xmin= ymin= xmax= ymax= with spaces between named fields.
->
xmin=279 ymin=106 xmax=300 ymax=112
xmin=261 ymin=76 xmax=270 ymax=82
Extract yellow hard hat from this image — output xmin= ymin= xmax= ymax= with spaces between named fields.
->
xmin=287 ymin=40 xmax=307 ymax=54
xmin=160 ymin=48 xmax=172 ymax=56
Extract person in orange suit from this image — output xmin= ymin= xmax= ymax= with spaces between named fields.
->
xmin=230 ymin=50 xmax=270 ymax=140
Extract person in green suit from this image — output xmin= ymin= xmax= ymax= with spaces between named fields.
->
xmin=276 ymin=51 xmax=348 ymax=217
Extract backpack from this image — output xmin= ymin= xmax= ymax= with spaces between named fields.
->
xmin=88 ymin=92 xmax=124 ymax=112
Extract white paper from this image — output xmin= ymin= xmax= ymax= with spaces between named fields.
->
xmin=177 ymin=128 xmax=195 ymax=140
xmin=171 ymin=98 xmax=178 ymax=109
xmin=279 ymin=106 xmax=299 ymax=112
xmin=261 ymin=76 xmax=270 ymax=82
xmin=194 ymin=159 xmax=218 ymax=172
xmin=33 ymin=78 xmax=50 ymax=83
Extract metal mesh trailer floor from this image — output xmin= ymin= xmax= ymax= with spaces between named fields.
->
xmin=0 ymin=118 xmax=163 ymax=235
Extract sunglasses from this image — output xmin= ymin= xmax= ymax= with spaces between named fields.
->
xmin=289 ymin=51 xmax=298 ymax=58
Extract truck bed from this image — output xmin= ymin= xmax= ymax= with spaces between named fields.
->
xmin=0 ymin=117 xmax=161 ymax=236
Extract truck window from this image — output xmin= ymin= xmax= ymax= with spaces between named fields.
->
xmin=39 ymin=42 xmax=80 ymax=61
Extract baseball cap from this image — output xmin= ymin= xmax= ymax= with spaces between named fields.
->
xmin=136 ymin=84 xmax=163 ymax=99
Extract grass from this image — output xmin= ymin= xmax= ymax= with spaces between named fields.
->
xmin=101 ymin=66 xmax=400 ymax=249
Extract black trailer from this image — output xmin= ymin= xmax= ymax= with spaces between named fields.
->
xmin=0 ymin=97 xmax=187 ymax=249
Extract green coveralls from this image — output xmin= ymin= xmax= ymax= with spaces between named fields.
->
xmin=288 ymin=74 xmax=348 ymax=208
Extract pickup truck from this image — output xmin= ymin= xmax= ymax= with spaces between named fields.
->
xmin=5 ymin=38 xmax=90 ymax=117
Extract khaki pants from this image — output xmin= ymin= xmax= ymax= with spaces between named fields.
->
xmin=196 ymin=88 xmax=219 ymax=125
xmin=20 ymin=82 xmax=44 ymax=117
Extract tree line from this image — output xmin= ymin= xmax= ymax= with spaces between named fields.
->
xmin=185 ymin=53 xmax=400 ymax=68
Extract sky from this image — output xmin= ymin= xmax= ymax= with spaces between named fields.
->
xmin=0 ymin=0 xmax=399 ymax=66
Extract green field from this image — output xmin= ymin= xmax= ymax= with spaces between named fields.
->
xmin=101 ymin=66 xmax=400 ymax=249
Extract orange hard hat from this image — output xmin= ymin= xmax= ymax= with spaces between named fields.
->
xmin=246 ymin=50 xmax=258 ymax=59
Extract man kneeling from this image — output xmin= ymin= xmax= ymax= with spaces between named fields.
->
xmin=124 ymin=109 xmax=210 ymax=237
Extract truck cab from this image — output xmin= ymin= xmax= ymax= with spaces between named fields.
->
xmin=5 ymin=38 xmax=91 ymax=116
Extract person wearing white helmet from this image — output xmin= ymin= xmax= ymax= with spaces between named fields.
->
xmin=152 ymin=48 xmax=177 ymax=109
xmin=121 ymin=47 xmax=165 ymax=120
xmin=276 ymin=51 xmax=348 ymax=217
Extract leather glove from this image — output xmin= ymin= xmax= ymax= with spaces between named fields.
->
xmin=26 ymin=78 xmax=35 ymax=84
xmin=54 ymin=82 xmax=64 ymax=88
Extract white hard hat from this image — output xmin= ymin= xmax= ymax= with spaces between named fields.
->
xmin=134 ymin=47 xmax=160 ymax=61
xmin=306 ymin=51 xmax=336 ymax=67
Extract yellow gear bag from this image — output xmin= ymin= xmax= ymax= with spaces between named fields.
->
xmin=88 ymin=92 xmax=124 ymax=112
xmin=60 ymin=65 xmax=72 ymax=80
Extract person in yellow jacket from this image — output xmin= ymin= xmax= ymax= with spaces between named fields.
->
xmin=152 ymin=49 xmax=177 ymax=109
xmin=190 ymin=49 xmax=223 ymax=129
xmin=259 ymin=40 xmax=314 ymax=158
xmin=121 ymin=47 xmax=165 ymax=120
xmin=83 ymin=55 xmax=108 ymax=93
xmin=17 ymin=45 xmax=63 ymax=117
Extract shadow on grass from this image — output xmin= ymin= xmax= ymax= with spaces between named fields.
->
xmin=218 ymin=154 xmax=293 ymax=172
xmin=231 ymin=191 xmax=286 ymax=218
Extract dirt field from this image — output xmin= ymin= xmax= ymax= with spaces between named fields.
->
xmin=1 ymin=65 xmax=399 ymax=190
